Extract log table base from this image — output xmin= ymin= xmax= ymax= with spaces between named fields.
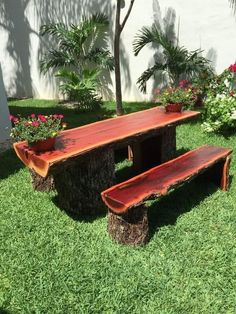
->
xmin=108 ymin=206 xmax=149 ymax=246
xmin=131 ymin=126 xmax=176 ymax=173
xmin=53 ymin=148 xmax=115 ymax=216
xmin=29 ymin=169 xmax=55 ymax=192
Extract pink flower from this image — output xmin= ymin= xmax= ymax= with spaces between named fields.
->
xmin=179 ymin=80 xmax=190 ymax=88
xmin=31 ymin=121 xmax=40 ymax=127
xmin=228 ymin=64 xmax=236 ymax=72
xmin=30 ymin=113 xmax=36 ymax=119
xmin=9 ymin=115 xmax=19 ymax=123
xmin=9 ymin=114 xmax=15 ymax=121
xmin=37 ymin=114 xmax=47 ymax=122
xmin=53 ymin=114 xmax=64 ymax=119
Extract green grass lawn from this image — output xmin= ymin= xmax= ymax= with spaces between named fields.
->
xmin=1 ymin=99 xmax=236 ymax=313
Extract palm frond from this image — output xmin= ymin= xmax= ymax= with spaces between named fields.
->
xmin=39 ymin=50 xmax=75 ymax=73
xmin=133 ymin=26 xmax=156 ymax=56
xmin=55 ymin=69 xmax=81 ymax=84
xmin=137 ymin=62 xmax=167 ymax=93
xmin=40 ymin=23 xmax=68 ymax=38
xmin=85 ymin=48 xmax=114 ymax=70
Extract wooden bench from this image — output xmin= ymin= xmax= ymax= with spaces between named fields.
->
xmin=101 ymin=145 xmax=232 ymax=246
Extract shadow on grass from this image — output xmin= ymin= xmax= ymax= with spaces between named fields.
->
xmin=123 ymin=102 xmax=156 ymax=114
xmin=9 ymin=105 xmax=114 ymax=129
xmin=0 ymin=149 xmax=23 ymax=179
xmin=148 ymin=176 xmax=219 ymax=240
xmin=52 ymin=195 xmax=107 ymax=223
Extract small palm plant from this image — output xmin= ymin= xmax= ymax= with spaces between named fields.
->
xmin=133 ymin=25 xmax=212 ymax=93
xmin=40 ymin=13 xmax=114 ymax=109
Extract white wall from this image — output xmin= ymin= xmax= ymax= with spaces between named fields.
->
xmin=0 ymin=0 xmax=236 ymax=102
xmin=0 ymin=63 xmax=11 ymax=152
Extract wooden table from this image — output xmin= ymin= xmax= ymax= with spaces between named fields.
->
xmin=14 ymin=107 xmax=200 ymax=215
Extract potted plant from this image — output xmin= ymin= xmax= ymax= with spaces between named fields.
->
xmin=155 ymin=85 xmax=197 ymax=112
xmin=10 ymin=113 xmax=67 ymax=152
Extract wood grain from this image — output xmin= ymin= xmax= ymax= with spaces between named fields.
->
xmin=101 ymin=145 xmax=233 ymax=214
xmin=13 ymin=107 xmax=200 ymax=177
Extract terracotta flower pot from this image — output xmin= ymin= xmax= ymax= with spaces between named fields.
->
xmin=165 ymin=103 xmax=183 ymax=112
xmin=29 ymin=137 xmax=56 ymax=152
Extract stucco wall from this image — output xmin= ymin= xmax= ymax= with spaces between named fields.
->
xmin=0 ymin=63 xmax=11 ymax=152
xmin=0 ymin=0 xmax=235 ymax=101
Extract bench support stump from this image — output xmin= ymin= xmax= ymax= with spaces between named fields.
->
xmin=108 ymin=206 xmax=149 ymax=245
xmin=29 ymin=169 xmax=55 ymax=192
xmin=54 ymin=148 xmax=115 ymax=216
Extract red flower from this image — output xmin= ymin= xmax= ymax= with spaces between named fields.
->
xmin=37 ymin=114 xmax=47 ymax=122
xmin=228 ymin=64 xmax=236 ymax=72
xmin=9 ymin=115 xmax=19 ymax=123
xmin=31 ymin=121 xmax=40 ymax=127
xmin=30 ymin=113 xmax=36 ymax=119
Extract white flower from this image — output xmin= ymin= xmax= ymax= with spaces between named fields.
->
xmin=230 ymin=109 xmax=236 ymax=120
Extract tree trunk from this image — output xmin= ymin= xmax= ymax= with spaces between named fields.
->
xmin=29 ymin=169 xmax=55 ymax=192
xmin=108 ymin=206 xmax=149 ymax=245
xmin=114 ymin=0 xmax=124 ymax=116
xmin=53 ymin=148 xmax=115 ymax=216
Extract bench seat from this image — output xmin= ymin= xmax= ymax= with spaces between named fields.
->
xmin=101 ymin=145 xmax=232 ymax=245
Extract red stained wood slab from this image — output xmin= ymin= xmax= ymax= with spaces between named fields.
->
xmin=101 ymin=145 xmax=232 ymax=214
xmin=13 ymin=107 xmax=200 ymax=177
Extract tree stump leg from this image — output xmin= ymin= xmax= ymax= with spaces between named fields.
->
xmin=53 ymin=148 xmax=115 ymax=216
xmin=160 ymin=126 xmax=176 ymax=162
xmin=29 ymin=169 xmax=55 ymax=192
xmin=220 ymin=156 xmax=231 ymax=191
xmin=108 ymin=206 xmax=149 ymax=245
xmin=131 ymin=126 xmax=176 ymax=173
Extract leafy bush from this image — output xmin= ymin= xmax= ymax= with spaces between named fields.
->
xmin=56 ymin=69 xmax=102 ymax=110
xmin=202 ymin=63 xmax=236 ymax=133
xmin=40 ymin=13 xmax=114 ymax=110
xmin=133 ymin=25 xmax=213 ymax=92
xmin=202 ymin=94 xmax=236 ymax=133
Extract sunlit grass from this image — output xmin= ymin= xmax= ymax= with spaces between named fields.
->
xmin=1 ymin=100 xmax=236 ymax=313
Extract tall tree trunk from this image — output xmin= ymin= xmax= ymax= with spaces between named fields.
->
xmin=114 ymin=0 xmax=135 ymax=116
xmin=114 ymin=0 xmax=124 ymax=116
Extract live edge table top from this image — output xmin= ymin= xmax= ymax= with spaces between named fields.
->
xmin=14 ymin=107 xmax=200 ymax=177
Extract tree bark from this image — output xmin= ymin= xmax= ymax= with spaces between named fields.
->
xmin=53 ymin=148 xmax=115 ymax=216
xmin=114 ymin=0 xmax=135 ymax=116
xmin=29 ymin=169 xmax=55 ymax=192
xmin=108 ymin=205 xmax=149 ymax=245
xmin=114 ymin=0 xmax=123 ymax=116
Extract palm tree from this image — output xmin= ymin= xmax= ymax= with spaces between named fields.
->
xmin=133 ymin=25 xmax=212 ymax=93
xmin=40 ymin=13 xmax=114 ymax=106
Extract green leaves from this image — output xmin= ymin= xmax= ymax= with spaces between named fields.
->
xmin=39 ymin=13 xmax=113 ymax=107
xmin=133 ymin=24 xmax=212 ymax=92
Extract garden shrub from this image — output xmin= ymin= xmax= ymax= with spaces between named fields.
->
xmin=202 ymin=63 xmax=236 ymax=133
